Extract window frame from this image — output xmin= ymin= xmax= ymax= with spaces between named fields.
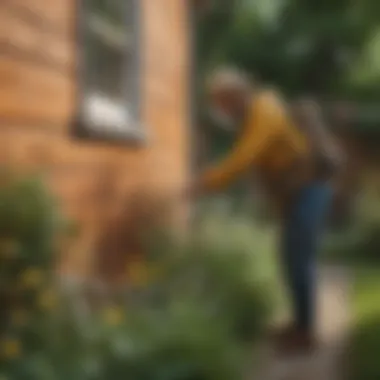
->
xmin=72 ymin=0 xmax=146 ymax=145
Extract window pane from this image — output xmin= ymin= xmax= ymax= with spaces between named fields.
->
xmin=77 ymin=0 xmax=141 ymax=139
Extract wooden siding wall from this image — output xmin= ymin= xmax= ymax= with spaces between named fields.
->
xmin=0 ymin=0 xmax=191 ymax=281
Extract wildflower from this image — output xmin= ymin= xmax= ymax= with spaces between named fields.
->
xmin=11 ymin=310 xmax=29 ymax=327
xmin=20 ymin=268 xmax=44 ymax=288
xmin=0 ymin=339 xmax=22 ymax=360
xmin=38 ymin=289 xmax=58 ymax=311
xmin=0 ymin=239 xmax=19 ymax=259
xmin=148 ymin=263 xmax=164 ymax=281
xmin=102 ymin=307 xmax=124 ymax=326
xmin=126 ymin=261 xmax=150 ymax=288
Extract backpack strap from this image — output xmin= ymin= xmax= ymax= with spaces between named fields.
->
xmin=291 ymin=98 xmax=346 ymax=180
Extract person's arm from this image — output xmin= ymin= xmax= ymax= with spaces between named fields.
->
xmin=198 ymin=93 xmax=283 ymax=192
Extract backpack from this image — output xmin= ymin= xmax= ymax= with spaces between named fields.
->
xmin=291 ymin=99 xmax=346 ymax=180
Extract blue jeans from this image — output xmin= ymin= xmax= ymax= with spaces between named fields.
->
xmin=282 ymin=181 xmax=333 ymax=330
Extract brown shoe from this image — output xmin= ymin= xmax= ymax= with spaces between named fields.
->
xmin=275 ymin=327 xmax=318 ymax=357
xmin=268 ymin=322 xmax=298 ymax=341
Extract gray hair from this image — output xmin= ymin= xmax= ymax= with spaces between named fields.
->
xmin=206 ymin=67 xmax=253 ymax=95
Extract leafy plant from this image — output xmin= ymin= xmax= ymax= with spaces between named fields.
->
xmin=142 ymin=212 xmax=276 ymax=344
xmin=0 ymin=171 xmax=274 ymax=380
xmin=324 ymin=187 xmax=380 ymax=264
xmin=0 ymin=170 xmax=74 ymax=378
xmin=348 ymin=268 xmax=380 ymax=380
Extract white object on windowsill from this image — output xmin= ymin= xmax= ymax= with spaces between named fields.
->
xmin=83 ymin=92 xmax=145 ymax=140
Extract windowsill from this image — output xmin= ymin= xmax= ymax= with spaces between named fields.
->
xmin=72 ymin=93 xmax=147 ymax=146
xmin=72 ymin=117 xmax=148 ymax=147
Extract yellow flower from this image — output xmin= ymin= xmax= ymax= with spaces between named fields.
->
xmin=1 ymin=339 xmax=22 ymax=359
xmin=38 ymin=289 xmax=58 ymax=311
xmin=148 ymin=264 xmax=163 ymax=281
xmin=126 ymin=261 xmax=150 ymax=287
xmin=20 ymin=268 xmax=44 ymax=288
xmin=102 ymin=307 xmax=124 ymax=326
xmin=0 ymin=239 xmax=19 ymax=259
xmin=11 ymin=310 xmax=29 ymax=327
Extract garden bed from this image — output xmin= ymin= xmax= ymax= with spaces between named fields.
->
xmin=0 ymin=172 xmax=277 ymax=380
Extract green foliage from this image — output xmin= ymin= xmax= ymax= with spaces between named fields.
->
xmin=110 ymin=219 xmax=274 ymax=378
xmin=0 ymin=173 xmax=62 ymax=252
xmin=198 ymin=0 xmax=380 ymax=98
xmin=98 ymin=306 xmax=243 ymax=380
xmin=154 ymin=243 xmax=272 ymax=343
xmin=349 ymin=317 xmax=380 ymax=380
xmin=349 ymin=269 xmax=380 ymax=380
xmin=0 ymin=170 xmax=73 ymax=378
xmin=0 ymin=174 xmax=274 ymax=380
xmin=143 ymin=213 xmax=276 ymax=344
xmin=324 ymin=188 xmax=380 ymax=264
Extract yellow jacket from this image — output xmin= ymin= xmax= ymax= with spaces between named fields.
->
xmin=200 ymin=90 xmax=310 ymax=196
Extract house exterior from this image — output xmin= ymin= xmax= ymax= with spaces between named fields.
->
xmin=0 ymin=0 xmax=197 ymax=281
xmin=0 ymin=0 xmax=377 ymax=282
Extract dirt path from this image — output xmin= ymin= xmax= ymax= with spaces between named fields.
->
xmin=248 ymin=265 xmax=352 ymax=380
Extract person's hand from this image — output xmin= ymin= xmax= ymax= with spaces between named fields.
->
xmin=181 ymin=179 xmax=203 ymax=200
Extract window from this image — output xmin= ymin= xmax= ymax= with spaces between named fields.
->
xmin=74 ymin=0 xmax=144 ymax=142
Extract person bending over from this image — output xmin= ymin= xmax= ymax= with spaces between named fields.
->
xmin=183 ymin=68 xmax=345 ymax=355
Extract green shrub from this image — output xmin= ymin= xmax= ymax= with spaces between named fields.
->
xmin=143 ymin=212 xmax=276 ymax=344
xmin=0 ymin=171 xmax=73 ymax=377
xmin=0 ymin=172 xmax=274 ymax=380
xmin=324 ymin=189 xmax=380 ymax=264
xmin=119 ymin=213 xmax=275 ymax=378
xmin=349 ymin=316 xmax=380 ymax=380
xmin=347 ymin=268 xmax=380 ymax=380
xmin=98 ymin=302 xmax=243 ymax=380
xmin=0 ymin=289 xmax=244 ymax=380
